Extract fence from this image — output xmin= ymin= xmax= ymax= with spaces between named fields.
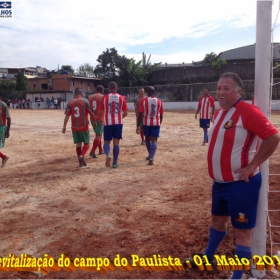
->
xmin=108 ymin=79 xmax=280 ymax=103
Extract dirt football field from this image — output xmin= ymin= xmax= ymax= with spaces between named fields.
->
xmin=0 ymin=108 xmax=280 ymax=279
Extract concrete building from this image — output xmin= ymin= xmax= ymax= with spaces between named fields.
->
xmin=0 ymin=66 xmax=49 ymax=80
xmin=148 ymin=43 xmax=280 ymax=84
xmin=27 ymin=74 xmax=101 ymax=94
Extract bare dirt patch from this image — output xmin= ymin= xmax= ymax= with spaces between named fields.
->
xmin=0 ymin=109 xmax=279 ymax=279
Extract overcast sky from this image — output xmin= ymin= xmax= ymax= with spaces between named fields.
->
xmin=1 ymin=0 xmax=280 ymax=71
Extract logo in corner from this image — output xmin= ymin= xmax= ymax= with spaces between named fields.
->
xmin=0 ymin=1 xmax=12 ymax=18
xmin=235 ymin=213 xmax=248 ymax=223
xmin=223 ymin=120 xmax=234 ymax=129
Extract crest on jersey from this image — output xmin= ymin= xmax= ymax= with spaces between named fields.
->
xmin=223 ymin=120 xmax=234 ymax=129
xmin=235 ymin=213 xmax=248 ymax=223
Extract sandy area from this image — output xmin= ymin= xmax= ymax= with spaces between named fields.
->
xmin=0 ymin=109 xmax=279 ymax=279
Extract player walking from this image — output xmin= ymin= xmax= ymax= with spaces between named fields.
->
xmin=88 ymin=85 xmax=105 ymax=158
xmin=195 ymin=88 xmax=215 ymax=145
xmin=135 ymin=88 xmax=146 ymax=145
xmin=136 ymin=86 xmax=163 ymax=165
xmin=62 ymin=88 xmax=96 ymax=167
xmin=98 ymin=82 xmax=128 ymax=168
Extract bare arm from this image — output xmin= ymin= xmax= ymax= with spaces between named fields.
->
xmin=195 ymin=107 xmax=200 ymax=120
xmin=211 ymin=106 xmax=215 ymax=122
xmin=235 ymin=133 xmax=280 ymax=182
xmin=6 ymin=118 xmax=11 ymax=138
xmin=135 ymin=103 xmax=138 ymax=117
xmin=98 ymin=110 xmax=104 ymax=124
xmin=123 ymin=110 xmax=128 ymax=119
xmin=136 ymin=112 xmax=143 ymax=134
xmin=62 ymin=115 xmax=70 ymax=134
xmin=88 ymin=110 xmax=95 ymax=121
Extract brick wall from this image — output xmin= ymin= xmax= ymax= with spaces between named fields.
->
xmin=27 ymin=77 xmax=50 ymax=90
xmin=27 ymin=74 xmax=100 ymax=93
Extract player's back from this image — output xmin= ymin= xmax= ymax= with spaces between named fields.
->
xmin=89 ymin=93 xmax=103 ymax=121
xmin=141 ymin=97 xmax=163 ymax=126
xmin=66 ymin=98 xmax=90 ymax=132
xmin=99 ymin=93 xmax=128 ymax=125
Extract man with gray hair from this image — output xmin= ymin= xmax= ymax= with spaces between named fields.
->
xmin=185 ymin=72 xmax=280 ymax=279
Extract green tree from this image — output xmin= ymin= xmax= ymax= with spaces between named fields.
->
xmin=94 ymin=48 xmax=129 ymax=80
xmin=203 ymin=52 xmax=218 ymax=66
xmin=140 ymin=52 xmax=161 ymax=84
xmin=76 ymin=63 xmax=95 ymax=77
xmin=212 ymin=57 xmax=227 ymax=71
xmin=0 ymin=80 xmax=16 ymax=99
xmin=118 ymin=58 xmax=142 ymax=87
xmin=117 ymin=52 xmax=161 ymax=87
xmin=203 ymin=52 xmax=227 ymax=71
xmin=15 ymin=71 xmax=28 ymax=91
xmin=60 ymin=65 xmax=75 ymax=74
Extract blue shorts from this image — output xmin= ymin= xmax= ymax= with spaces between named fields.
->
xmin=200 ymin=119 xmax=210 ymax=128
xmin=104 ymin=124 xmax=123 ymax=141
xmin=211 ymin=172 xmax=262 ymax=229
xmin=143 ymin=125 xmax=160 ymax=138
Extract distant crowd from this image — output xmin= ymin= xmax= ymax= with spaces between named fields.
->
xmin=4 ymin=98 xmax=33 ymax=109
xmin=3 ymin=96 xmax=65 ymax=109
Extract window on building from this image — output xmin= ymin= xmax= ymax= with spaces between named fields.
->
xmin=34 ymin=84 xmax=36 ymax=88
xmin=41 ymin=84 xmax=48 ymax=89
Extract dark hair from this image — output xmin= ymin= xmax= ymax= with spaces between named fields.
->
xmin=74 ymin=87 xmax=83 ymax=95
xmin=108 ymin=81 xmax=117 ymax=90
xmin=96 ymin=85 xmax=104 ymax=93
xmin=220 ymin=72 xmax=243 ymax=88
xmin=146 ymin=86 xmax=155 ymax=95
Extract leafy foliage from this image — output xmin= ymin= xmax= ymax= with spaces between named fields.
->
xmin=60 ymin=65 xmax=75 ymax=74
xmin=212 ymin=58 xmax=227 ymax=71
xmin=118 ymin=53 xmax=161 ymax=87
xmin=94 ymin=48 xmax=125 ymax=80
xmin=118 ymin=58 xmax=142 ymax=87
xmin=0 ymin=80 xmax=16 ymax=99
xmin=203 ymin=52 xmax=227 ymax=71
xmin=94 ymin=49 xmax=161 ymax=87
xmin=140 ymin=52 xmax=161 ymax=84
xmin=203 ymin=52 xmax=218 ymax=66
xmin=76 ymin=63 xmax=95 ymax=77
xmin=15 ymin=71 xmax=28 ymax=91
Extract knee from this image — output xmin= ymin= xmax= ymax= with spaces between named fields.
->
xmin=235 ymin=229 xmax=252 ymax=246
xmin=211 ymin=215 xmax=229 ymax=232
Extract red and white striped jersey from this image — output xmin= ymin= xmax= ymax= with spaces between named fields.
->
xmin=207 ymin=100 xmax=278 ymax=182
xmin=139 ymin=96 xmax=163 ymax=126
xmin=65 ymin=98 xmax=92 ymax=132
xmin=198 ymin=95 xmax=215 ymax=119
xmin=98 ymin=92 xmax=128 ymax=125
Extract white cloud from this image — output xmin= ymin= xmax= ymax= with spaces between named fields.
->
xmin=1 ymin=0 xmax=280 ymax=70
